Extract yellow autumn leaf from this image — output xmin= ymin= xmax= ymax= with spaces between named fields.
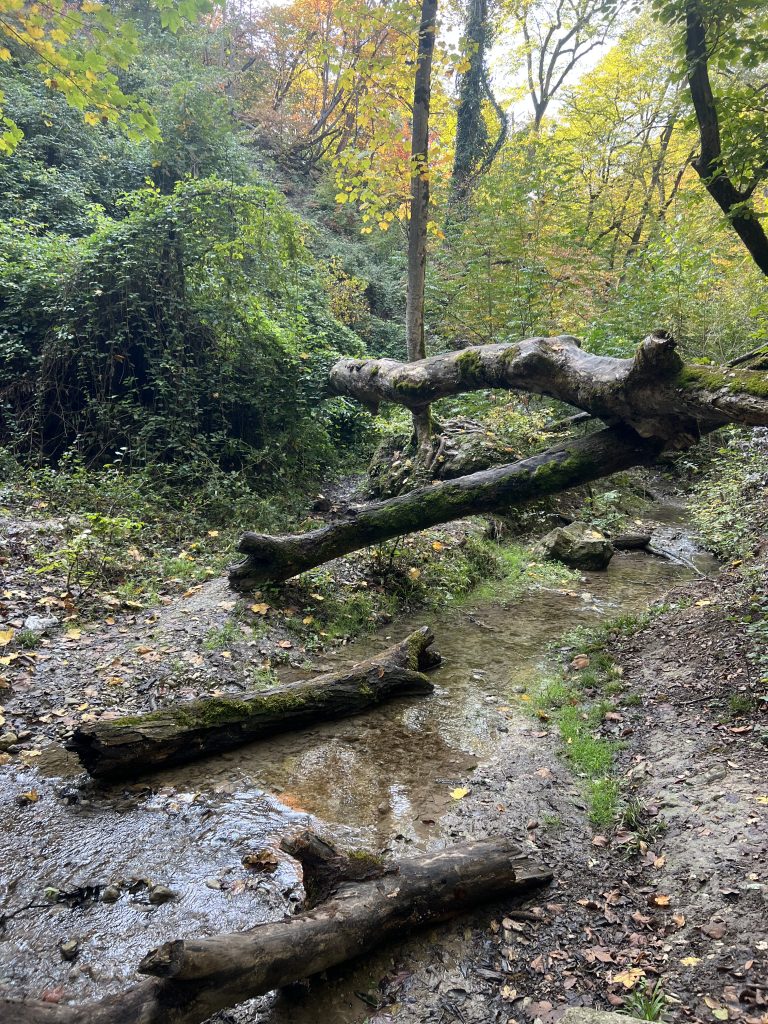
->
xmin=0 ymin=629 xmax=14 ymax=647
xmin=66 ymin=628 xmax=82 ymax=640
xmin=335 ymin=193 xmax=348 ymax=203
xmin=302 ymin=616 xmax=314 ymax=625
xmin=207 ymin=530 xmax=219 ymax=537
xmin=0 ymin=47 xmax=12 ymax=61
xmin=432 ymin=541 xmax=444 ymax=551
xmin=680 ymin=956 xmax=701 ymax=966
xmin=0 ymin=654 xmax=18 ymax=666
xmin=450 ymin=787 xmax=470 ymax=800
xmin=408 ymin=567 xmax=420 ymax=579
xmin=250 ymin=603 xmax=270 ymax=615
xmin=613 ymin=967 xmax=645 ymax=989
xmin=756 ymin=796 xmax=768 ymax=805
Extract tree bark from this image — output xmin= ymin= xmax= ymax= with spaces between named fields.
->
xmin=406 ymin=0 xmax=438 ymax=456
xmin=4 ymin=837 xmax=552 ymax=1024
xmin=229 ymin=426 xmax=666 ymax=589
xmin=685 ymin=0 xmax=768 ymax=276
xmin=329 ymin=333 xmax=768 ymax=440
xmin=67 ymin=628 xmax=439 ymax=781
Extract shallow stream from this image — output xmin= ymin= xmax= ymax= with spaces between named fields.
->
xmin=0 ymin=508 xmax=717 ymax=1019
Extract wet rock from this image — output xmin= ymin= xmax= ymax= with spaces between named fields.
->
xmin=101 ymin=884 xmax=121 ymax=903
xmin=23 ymin=614 xmax=59 ymax=635
xmin=561 ymin=1010 xmax=641 ymax=1024
xmin=538 ymin=522 xmax=615 ymax=570
xmin=59 ymin=939 xmax=79 ymax=962
xmin=0 ymin=732 xmax=19 ymax=751
xmin=147 ymin=884 xmax=176 ymax=904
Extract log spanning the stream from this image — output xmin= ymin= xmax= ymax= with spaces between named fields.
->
xmin=227 ymin=333 xmax=768 ymax=589
xmin=330 ymin=332 xmax=768 ymax=439
xmin=229 ymin=425 xmax=666 ymax=589
xmin=4 ymin=835 xmax=553 ymax=1024
xmin=67 ymin=627 xmax=439 ymax=781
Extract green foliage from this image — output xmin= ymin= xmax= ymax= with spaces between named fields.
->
xmin=34 ymin=512 xmax=145 ymax=597
xmin=0 ymin=176 xmax=369 ymax=488
xmin=626 ymin=979 xmax=668 ymax=1022
xmin=689 ymin=429 xmax=768 ymax=558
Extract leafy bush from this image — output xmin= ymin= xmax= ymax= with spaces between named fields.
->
xmin=0 ymin=177 xmax=370 ymax=492
xmin=690 ymin=428 xmax=768 ymax=559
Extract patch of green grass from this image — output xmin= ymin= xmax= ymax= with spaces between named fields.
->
xmin=16 ymin=629 xmax=42 ymax=649
xmin=626 ymin=979 xmax=668 ymax=1021
xmin=588 ymin=779 xmax=621 ymax=828
xmin=729 ymin=692 xmax=753 ymax=715
xmin=203 ymin=620 xmax=242 ymax=650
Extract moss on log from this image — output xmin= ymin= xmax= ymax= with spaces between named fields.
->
xmin=229 ymin=426 xmax=665 ymax=589
xmin=329 ymin=333 xmax=768 ymax=439
xmin=67 ymin=627 xmax=439 ymax=781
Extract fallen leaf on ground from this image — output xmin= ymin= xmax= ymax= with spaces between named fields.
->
xmin=277 ymin=640 xmax=292 ymax=649
xmin=251 ymin=603 xmax=269 ymax=615
xmin=652 ymin=893 xmax=671 ymax=906
xmin=613 ymin=968 xmax=645 ymax=989
xmin=0 ymin=629 xmax=13 ymax=647
xmin=450 ymin=787 xmax=470 ymax=800
xmin=681 ymin=956 xmax=701 ymax=966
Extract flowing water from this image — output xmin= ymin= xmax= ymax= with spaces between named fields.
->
xmin=0 ymin=510 xmax=717 ymax=1017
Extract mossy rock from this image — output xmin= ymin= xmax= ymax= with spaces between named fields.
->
xmin=537 ymin=521 xmax=615 ymax=570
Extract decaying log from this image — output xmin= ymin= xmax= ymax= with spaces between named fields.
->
xmin=611 ymin=532 xmax=652 ymax=550
xmin=229 ymin=426 xmax=666 ymax=588
xmin=67 ymin=627 xmax=439 ymax=781
xmin=330 ymin=332 xmax=768 ymax=440
xmin=3 ymin=837 xmax=551 ymax=1024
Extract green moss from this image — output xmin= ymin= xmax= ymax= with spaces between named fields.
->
xmin=455 ymin=348 xmax=484 ymax=380
xmin=112 ymin=689 xmax=311 ymax=731
xmin=677 ymin=363 xmax=768 ymax=398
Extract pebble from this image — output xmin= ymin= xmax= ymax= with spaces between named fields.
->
xmin=101 ymin=885 xmax=121 ymax=903
xmin=0 ymin=732 xmax=18 ymax=750
xmin=59 ymin=939 xmax=79 ymax=962
xmin=148 ymin=885 xmax=176 ymax=904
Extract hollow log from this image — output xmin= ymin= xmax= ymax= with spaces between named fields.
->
xmin=229 ymin=426 xmax=666 ymax=588
xmin=3 ymin=837 xmax=552 ymax=1024
xmin=67 ymin=627 xmax=439 ymax=781
xmin=329 ymin=332 xmax=768 ymax=440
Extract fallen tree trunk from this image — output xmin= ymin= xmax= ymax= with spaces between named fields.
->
xmin=229 ymin=426 xmax=665 ymax=588
xmin=330 ymin=332 xmax=768 ymax=440
xmin=4 ymin=836 xmax=552 ymax=1024
xmin=67 ymin=627 xmax=439 ymax=781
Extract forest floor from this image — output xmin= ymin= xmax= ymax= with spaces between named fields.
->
xmin=0 ymin=485 xmax=766 ymax=1024
xmin=267 ymin=563 xmax=768 ymax=1024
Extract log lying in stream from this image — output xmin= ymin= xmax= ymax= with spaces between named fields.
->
xmin=67 ymin=627 xmax=439 ymax=781
xmin=4 ymin=835 xmax=553 ymax=1024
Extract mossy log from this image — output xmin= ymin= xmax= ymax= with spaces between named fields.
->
xmin=67 ymin=627 xmax=439 ymax=781
xmin=330 ymin=333 xmax=768 ymax=440
xmin=229 ymin=426 xmax=666 ymax=588
xmin=4 ymin=836 xmax=552 ymax=1024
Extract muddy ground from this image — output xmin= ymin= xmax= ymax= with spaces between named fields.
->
xmin=0 ymin=503 xmax=766 ymax=1024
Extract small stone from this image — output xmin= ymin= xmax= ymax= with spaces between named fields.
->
xmin=101 ymin=885 xmax=121 ymax=903
xmin=377 ymin=801 xmax=389 ymax=815
xmin=23 ymin=614 xmax=59 ymax=635
xmin=59 ymin=939 xmax=79 ymax=962
xmin=15 ymin=729 xmax=32 ymax=742
xmin=148 ymin=885 xmax=176 ymax=905
xmin=0 ymin=732 xmax=18 ymax=751
xmin=204 ymin=877 xmax=223 ymax=890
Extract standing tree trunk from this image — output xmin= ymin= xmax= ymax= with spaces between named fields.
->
xmin=685 ymin=0 xmax=768 ymax=276
xmin=406 ymin=0 xmax=438 ymax=459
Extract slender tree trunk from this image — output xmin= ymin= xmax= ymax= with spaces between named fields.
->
xmin=406 ymin=0 xmax=438 ymax=456
xmin=685 ymin=0 xmax=768 ymax=276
